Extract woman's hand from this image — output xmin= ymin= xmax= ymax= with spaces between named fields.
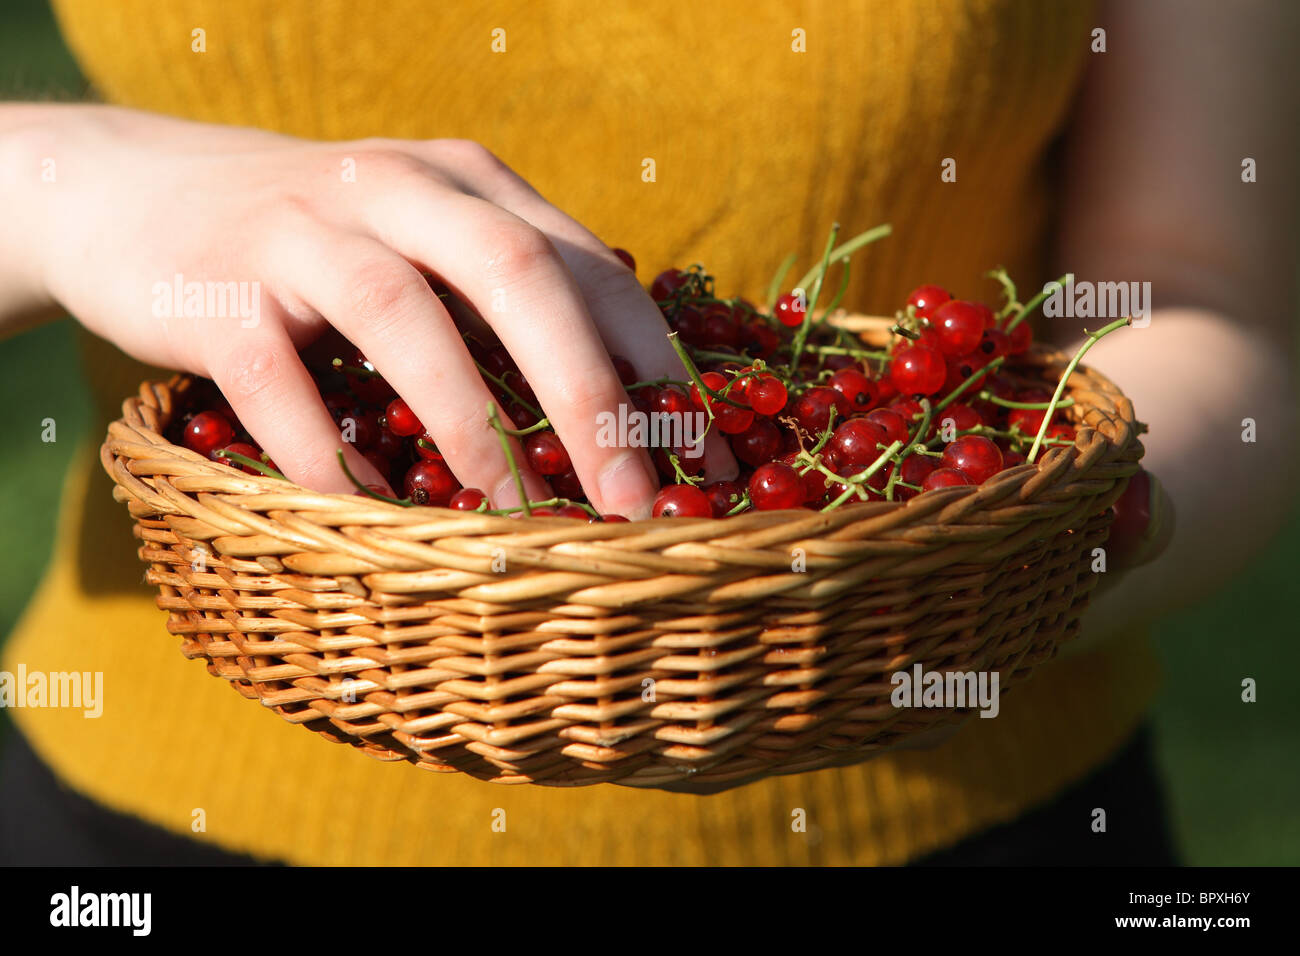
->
xmin=0 ymin=104 xmax=736 ymax=516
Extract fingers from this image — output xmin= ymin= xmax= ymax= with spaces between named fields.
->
xmin=207 ymin=325 xmax=391 ymax=495
xmin=360 ymin=187 xmax=661 ymax=517
xmin=263 ymin=229 xmax=552 ymax=509
xmin=426 ymin=140 xmax=739 ymax=482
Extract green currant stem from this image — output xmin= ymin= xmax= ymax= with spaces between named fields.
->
xmin=821 ymin=439 xmax=904 ymax=512
xmin=765 ymin=252 xmax=798 ymax=310
xmin=1026 ymin=316 xmax=1132 ymax=463
xmin=821 ymin=256 xmax=852 ymax=315
xmin=795 ymin=343 xmax=892 ymax=361
xmin=890 ymin=323 xmax=920 ymax=340
xmin=885 ymin=398 xmax=933 ymax=501
xmin=502 ymin=418 xmax=552 ymax=437
xmin=1004 ymin=272 xmax=1073 ymax=333
xmin=331 ymin=358 xmax=382 ymax=379
xmin=789 ymin=223 xmax=840 ymax=370
xmin=213 ymin=449 xmax=287 ymax=480
xmin=723 ymin=491 xmax=752 ymax=516
xmin=335 ymin=450 xmax=413 ymax=506
xmin=793 ymin=223 xmax=892 ymax=292
xmin=667 ymin=452 xmax=703 ymax=487
xmin=666 ymin=332 xmax=748 ymax=410
xmin=625 ymin=376 xmax=688 ymax=390
xmin=978 ymin=391 xmax=1076 ymax=410
xmin=475 ymin=360 xmax=545 ymax=420
xmin=985 ymin=267 xmax=1020 ymax=319
xmin=486 ymin=403 xmax=531 ymax=516
xmin=484 ymin=497 xmax=600 ymax=518
xmin=932 ymin=356 xmax=1007 ymax=412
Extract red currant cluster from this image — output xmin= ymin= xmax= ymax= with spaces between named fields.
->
xmin=169 ymin=226 xmax=1093 ymax=521
xmin=637 ymin=266 xmax=1079 ymax=517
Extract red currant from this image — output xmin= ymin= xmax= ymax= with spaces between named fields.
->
xmin=940 ymin=435 xmax=1003 ymax=484
xmin=739 ymin=320 xmax=780 ymax=358
xmin=731 ymin=417 xmax=782 ymax=466
xmin=935 ymin=403 xmax=981 ymax=435
xmin=184 ymin=410 xmax=235 ymax=458
xmin=907 ymin=284 xmax=951 ymax=319
xmin=931 ymin=300 xmax=986 ymax=357
xmin=889 ymin=345 xmax=946 ymax=396
xmin=650 ymin=268 xmax=689 ymax=302
xmin=704 ymin=479 xmax=746 ymax=517
xmin=610 ymin=354 xmax=638 ymax=387
xmin=865 ymin=408 xmax=909 ymax=446
xmin=525 ymin=432 xmax=571 ymax=475
xmin=774 ymin=292 xmax=807 ymax=328
xmin=404 ymin=459 xmax=460 ymax=506
xmin=747 ymin=374 xmax=788 ymax=416
xmin=831 ymin=418 xmax=889 ymax=467
xmin=384 ymin=398 xmax=424 ymax=437
xmin=791 ymin=386 xmax=850 ymax=435
xmin=827 ymin=368 xmax=877 ymax=414
xmin=748 ymin=462 xmax=805 ymax=511
xmin=550 ymin=468 xmax=585 ymax=499
xmin=655 ymin=385 xmax=693 ymax=418
xmin=779 ymin=452 xmax=827 ymax=503
xmin=1005 ymin=320 xmax=1033 ymax=354
xmin=898 ymin=454 xmax=938 ymax=499
xmin=450 ymin=488 xmax=487 ymax=511
xmin=215 ymin=441 xmax=263 ymax=474
xmin=652 ymin=484 xmax=712 ymax=518
xmin=921 ymin=468 xmax=974 ymax=492
xmin=612 ymin=247 xmax=636 ymax=272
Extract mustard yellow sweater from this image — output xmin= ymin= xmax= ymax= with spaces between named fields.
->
xmin=2 ymin=0 xmax=1160 ymax=865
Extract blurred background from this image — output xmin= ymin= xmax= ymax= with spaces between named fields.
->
xmin=1 ymin=0 xmax=1297 ymax=864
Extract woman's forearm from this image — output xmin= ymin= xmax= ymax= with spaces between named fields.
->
xmin=1073 ymin=308 xmax=1296 ymax=635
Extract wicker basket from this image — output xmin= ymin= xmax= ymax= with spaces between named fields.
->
xmin=100 ymin=320 xmax=1143 ymax=789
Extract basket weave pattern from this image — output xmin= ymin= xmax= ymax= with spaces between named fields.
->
xmin=101 ymin=334 xmax=1142 ymax=788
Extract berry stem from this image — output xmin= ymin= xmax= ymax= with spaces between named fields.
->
xmin=794 ymin=343 xmax=891 ymax=361
xmin=978 ymin=391 xmax=1077 ymax=410
xmin=666 ymin=332 xmax=749 ymax=409
xmin=501 ymin=418 xmax=553 ymax=437
xmin=330 ymin=358 xmax=382 ymax=379
xmin=213 ymin=448 xmax=287 ymax=480
xmin=985 ymin=267 xmax=1020 ymax=319
xmin=932 ymin=355 xmax=1007 ymax=412
xmin=484 ymin=497 xmax=599 ymax=518
xmin=667 ymin=452 xmax=703 ymax=487
xmin=789 ymin=223 xmax=840 ymax=369
xmin=486 ymin=402 xmax=531 ymax=516
xmin=1026 ymin=316 xmax=1132 ymax=463
xmin=1004 ymin=272 xmax=1073 ymax=333
xmin=475 ymin=360 xmax=544 ymax=420
xmin=335 ymin=450 xmax=413 ymax=506
xmin=821 ymin=256 xmax=853 ymax=314
xmin=821 ymin=439 xmax=904 ymax=512
xmin=765 ymin=252 xmax=798 ymax=310
xmin=792 ymin=223 xmax=893 ymax=292
xmin=724 ymin=491 xmax=753 ymax=516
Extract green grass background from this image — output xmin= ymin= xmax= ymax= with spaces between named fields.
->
xmin=2 ymin=0 xmax=1297 ymax=865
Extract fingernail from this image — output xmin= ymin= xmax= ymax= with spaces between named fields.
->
xmin=597 ymin=452 xmax=657 ymax=520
